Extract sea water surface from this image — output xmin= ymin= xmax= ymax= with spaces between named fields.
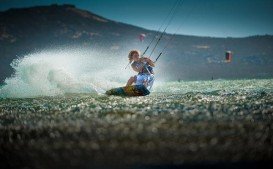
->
xmin=0 ymin=48 xmax=272 ymax=168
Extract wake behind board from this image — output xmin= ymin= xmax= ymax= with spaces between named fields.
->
xmin=106 ymin=85 xmax=150 ymax=96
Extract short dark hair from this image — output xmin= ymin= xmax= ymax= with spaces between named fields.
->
xmin=128 ymin=50 xmax=140 ymax=60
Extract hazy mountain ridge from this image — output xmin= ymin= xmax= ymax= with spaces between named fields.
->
xmin=0 ymin=4 xmax=273 ymax=82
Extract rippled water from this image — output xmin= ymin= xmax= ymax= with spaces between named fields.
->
xmin=1 ymin=78 xmax=273 ymax=168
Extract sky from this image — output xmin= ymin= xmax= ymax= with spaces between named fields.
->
xmin=1 ymin=0 xmax=273 ymax=37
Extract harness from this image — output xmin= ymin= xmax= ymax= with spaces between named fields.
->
xmin=134 ymin=62 xmax=155 ymax=90
xmin=132 ymin=61 xmax=154 ymax=75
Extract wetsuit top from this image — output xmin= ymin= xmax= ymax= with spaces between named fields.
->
xmin=131 ymin=61 xmax=154 ymax=74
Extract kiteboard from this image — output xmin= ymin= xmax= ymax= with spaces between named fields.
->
xmin=106 ymin=85 xmax=150 ymax=96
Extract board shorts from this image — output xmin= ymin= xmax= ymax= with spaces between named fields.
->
xmin=135 ymin=73 xmax=154 ymax=90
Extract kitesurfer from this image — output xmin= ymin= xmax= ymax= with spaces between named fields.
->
xmin=126 ymin=50 xmax=155 ymax=88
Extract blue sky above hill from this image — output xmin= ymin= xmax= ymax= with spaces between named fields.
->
xmin=1 ymin=0 xmax=273 ymax=37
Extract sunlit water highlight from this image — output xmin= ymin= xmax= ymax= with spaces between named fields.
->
xmin=0 ymin=47 xmax=272 ymax=98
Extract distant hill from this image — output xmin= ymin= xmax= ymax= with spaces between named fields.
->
xmin=1 ymin=4 xmax=273 ymax=82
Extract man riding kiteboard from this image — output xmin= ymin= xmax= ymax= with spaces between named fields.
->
xmin=126 ymin=50 xmax=155 ymax=90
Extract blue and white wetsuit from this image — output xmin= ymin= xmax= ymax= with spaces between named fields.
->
xmin=131 ymin=61 xmax=155 ymax=90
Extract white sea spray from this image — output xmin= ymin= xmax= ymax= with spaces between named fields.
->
xmin=0 ymin=47 xmax=133 ymax=98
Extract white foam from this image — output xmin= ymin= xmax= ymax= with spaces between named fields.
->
xmin=0 ymin=47 xmax=134 ymax=98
